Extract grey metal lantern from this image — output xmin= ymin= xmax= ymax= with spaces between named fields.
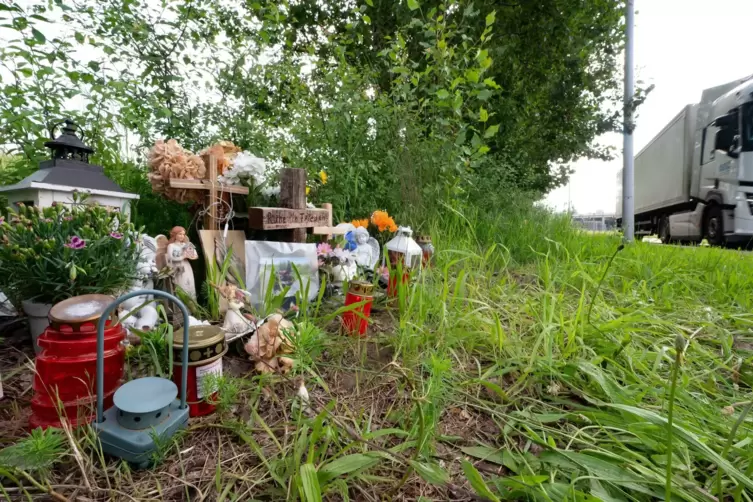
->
xmin=0 ymin=119 xmax=139 ymax=214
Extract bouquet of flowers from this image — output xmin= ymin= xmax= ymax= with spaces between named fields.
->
xmin=352 ymin=210 xmax=398 ymax=246
xmin=0 ymin=195 xmax=141 ymax=305
xmin=317 ymin=241 xmax=357 ymax=288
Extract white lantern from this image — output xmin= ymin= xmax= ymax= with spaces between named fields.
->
xmin=385 ymin=226 xmax=422 ymax=269
xmin=0 ymin=119 xmax=139 ymax=216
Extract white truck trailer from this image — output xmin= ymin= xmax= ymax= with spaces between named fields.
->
xmin=617 ymin=75 xmax=753 ymax=245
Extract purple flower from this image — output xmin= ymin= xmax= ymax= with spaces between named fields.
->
xmin=110 ymin=231 xmax=123 ymax=239
xmin=65 ymin=236 xmax=86 ymax=249
xmin=0 ymin=217 xmax=4 ymax=224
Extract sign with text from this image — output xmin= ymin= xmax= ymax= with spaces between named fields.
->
xmin=249 ymin=207 xmax=330 ymax=230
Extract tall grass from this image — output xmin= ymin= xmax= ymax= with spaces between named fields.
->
xmin=6 ymin=200 xmax=753 ymax=501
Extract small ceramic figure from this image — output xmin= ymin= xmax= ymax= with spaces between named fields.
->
xmin=352 ymin=227 xmax=380 ymax=270
xmin=166 ymin=226 xmax=198 ymax=299
xmin=243 ymin=314 xmax=296 ymax=374
xmin=219 ymin=284 xmax=254 ymax=336
xmin=119 ymin=234 xmax=161 ymax=342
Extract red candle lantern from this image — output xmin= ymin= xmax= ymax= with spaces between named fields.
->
xmin=30 ymin=295 xmax=125 ymax=430
xmin=385 ymin=226 xmax=422 ymax=298
xmin=342 ymin=281 xmax=374 ymax=337
xmin=171 ymin=325 xmax=227 ymax=417
xmin=417 ymin=235 xmax=434 ymax=267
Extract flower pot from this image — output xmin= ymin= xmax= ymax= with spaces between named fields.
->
xmin=21 ymin=300 xmax=53 ymax=355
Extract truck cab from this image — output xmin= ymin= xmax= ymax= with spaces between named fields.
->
xmin=697 ymin=80 xmax=753 ymax=244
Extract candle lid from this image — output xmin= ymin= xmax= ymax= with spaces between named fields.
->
xmin=173 ymin=325 xmax=227 ymax=366
xmin=348 ymin=281 xmax=374 ymax=296
xmin=49 ymin=294 xmax=115 ymax=325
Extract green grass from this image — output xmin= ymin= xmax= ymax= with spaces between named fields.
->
xmin=4 ymin=203 xmax=753 ymax=500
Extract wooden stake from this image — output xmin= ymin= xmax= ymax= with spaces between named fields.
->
xmin=279 ymin=168 xmax=307 ymax=242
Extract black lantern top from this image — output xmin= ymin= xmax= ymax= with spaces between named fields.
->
xmin=44 ymin=119 xmax=94 ymax=163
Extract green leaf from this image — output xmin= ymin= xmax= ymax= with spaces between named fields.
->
xmin=461 ymin=446 xmax=518 ymax=472
xmin=484 ymin=124 xmax=500 ymax=138
xmin=362 ymin=14 xmax=371 ymax=24
xmin=407 ymin=0 xmax=420 ymax=11
xmin=478 ymin=145 xmax=490 ymax=155
xmin=318 ymin=454 xmax=381 ymax=484
xmin=31 ymin=28 xmax=45 ymax=44
xmin=436 ymin=89 xmax=450 ymax=100
xmin=483 ymin=77 xmax=500 ymax=89
xmin=74 ymin=32 xmax=84 ymax=44
xmin=298 ymin=464 xmax=322 ymax=502
xmin=486 ymin=11 xmax=496 ymax=26
xmin=410 ymin=460 xmax=448 ymax=486
xmin=365 ymin=0 xmax=374 ymax=5
xmin=479 ymin=107 xmax=488 ymax=123
xmin=462 ymin=461 xmax=500 ymax=502
xmin=465 ymin=69 xmax=480 ymax=84
xmin=18 ymin=68 xmax=32 ymax=78
xmin=477 ymin=89 xmax=493 ymax=101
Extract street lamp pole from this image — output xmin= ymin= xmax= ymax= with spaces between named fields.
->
xmin=622 ymin=0 xmax=635 ymax=242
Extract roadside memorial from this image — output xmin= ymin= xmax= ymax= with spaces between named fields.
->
xmin=341 ymin=281 xmax=374 ymax=337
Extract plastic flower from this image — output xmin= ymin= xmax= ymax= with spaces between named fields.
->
xmin=332 ymin=246 xmax=352 ymax=264
xmin=65 ymin=236 xmax=86 ymax=250
xmin=110 ymin=231 xmax=123 ymax=239
xmin=344 ymin=231 xmax=357 ymax=251
xmin=371 ymin=210 xmax=397 ymax=233
xmin=306 ymin=186 xmax=311 ymax=195
xmin=316 ymin=242 xmax=333 ymax=256
xmin=319 ymin=170 xmax=328 ymax=184
xmin=351 ymin=219 xmax=369 ymax=228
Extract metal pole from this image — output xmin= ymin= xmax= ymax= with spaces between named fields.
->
xmin=622 ymin=0 xmax=635 ymax=242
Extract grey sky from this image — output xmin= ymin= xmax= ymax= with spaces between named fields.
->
xmin=544 ymin=0 xmax=753 ymax=214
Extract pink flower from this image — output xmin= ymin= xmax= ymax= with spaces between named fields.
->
xmin=65 ymin=236 xmax=86 ymax=249
xmin=63 ymin=216 xmax=73 ymax=221
xmin=377 ymin=266 xmax=389 ymax=280
xmin=316 ymin=242 xmax=333 ymax=256
xmin=110 ymin=231 xmax=123 ymax=239
xmin=42 ymin=218 xmax=52 ymax=223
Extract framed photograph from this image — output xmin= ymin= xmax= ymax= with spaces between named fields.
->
xmin=245 ymin=241 xmax=319 ymax=310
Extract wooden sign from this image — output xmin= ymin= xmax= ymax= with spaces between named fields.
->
xmin=249 ymin=207 xmax=329 ymax=230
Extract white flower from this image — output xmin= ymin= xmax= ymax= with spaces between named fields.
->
xmin=261 ymin=185 xmax=281 ymax=198
xmin=332 ymin=247 xmax=353 ymax=264
xmin=219 ymin=152 xmax=268 ymax=186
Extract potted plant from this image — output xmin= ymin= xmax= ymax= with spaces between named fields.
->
xmin=0 ymin=195 xmax=141 ymax=353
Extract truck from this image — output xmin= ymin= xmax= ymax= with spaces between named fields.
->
xmin=617 ymin=75 xmax=753 ymax=245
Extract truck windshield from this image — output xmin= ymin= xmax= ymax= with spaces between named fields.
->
xmin=744 ymin=103 xmax=753 ymax=151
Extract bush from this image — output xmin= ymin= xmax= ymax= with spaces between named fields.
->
xmin=0 ymin=195 xmax=141 ymax=305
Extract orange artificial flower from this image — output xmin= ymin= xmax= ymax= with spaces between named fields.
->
xmin=351 ymin=218 xmax=369 ymax=228
xmin=371 ymin=210 xmax=397 ymax=233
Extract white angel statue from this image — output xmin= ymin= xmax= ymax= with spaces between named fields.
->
xmin=352 ymin=227 xmax=380 ymax=270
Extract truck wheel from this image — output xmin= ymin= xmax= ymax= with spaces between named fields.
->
xmin=704 ymin=205 xmax=724 ymax=246
xmin=658 ymin=216 xmax=670 ymax=243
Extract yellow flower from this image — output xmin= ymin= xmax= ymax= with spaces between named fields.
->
xmin=319 ymin=170 xmax=328 ymax=184
xmin=306 ymin=186 xmax=311 ymax=195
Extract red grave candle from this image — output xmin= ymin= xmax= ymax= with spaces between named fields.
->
xmin=342 ymin=281 xmax=374 ymax=337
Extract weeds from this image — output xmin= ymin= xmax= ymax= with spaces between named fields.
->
xmin=3 ymin=205 xmax=753 ymax=500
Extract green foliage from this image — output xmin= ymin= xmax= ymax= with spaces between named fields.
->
xmin=0 ymin=195 xmax=140 ymax=304
xmin=0 ymin=428 xmax=66 ymax=476
xmin=0 ymin=0 xmax=635 ymax=223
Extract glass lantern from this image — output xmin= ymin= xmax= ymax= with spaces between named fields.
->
xmin=385 ymin=226 xmax=422 ymax=298
xmin=385 ymin=226 xmax=422 ymax=269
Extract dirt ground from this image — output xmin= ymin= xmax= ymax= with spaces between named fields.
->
xmin=0 ymin=309 xmax=498 ymax=501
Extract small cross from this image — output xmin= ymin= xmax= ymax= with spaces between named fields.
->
xmin=169 ymin=154 xmax=249 ymax=230
xmin=203 ymin=347 xmax=214 ymax=359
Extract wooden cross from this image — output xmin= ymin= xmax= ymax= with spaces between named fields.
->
xmin=169 ymin=154 xmax=250 ymax=231
xmin=248 ymin=168 xmax=342 ymax=242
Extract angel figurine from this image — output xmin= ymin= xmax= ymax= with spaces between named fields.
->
xmin=159 ymin=226 xmax=198 ymax=299
xmin=219 ymin=284 xmax=255 ymax=338
xmin=352 ymin=227 xmax=380 ymax=270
